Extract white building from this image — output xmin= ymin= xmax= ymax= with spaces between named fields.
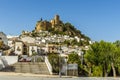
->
xmin=21 ymin=36 xmax=35 ymax=43
xmin=28 ymin=44 xmax=37 ymax=56
xmin=15 ymin=41 xmax=23 ymax=55
xmin=75 ymin=36 xmax=80 ymax=42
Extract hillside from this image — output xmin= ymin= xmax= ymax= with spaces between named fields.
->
xmin=21 ymin=15 xmax=91 ymax=46
xmin=49 ymin=22 xmax=90 ymax=41
xmin=34 ymin=15 xmax=90 ymax=40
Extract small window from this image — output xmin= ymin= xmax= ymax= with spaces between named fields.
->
xmin=17 ymin=46 xmax=21 ymax=51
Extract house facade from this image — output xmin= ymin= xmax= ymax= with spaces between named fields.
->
xmin=28 ymin=43 xmax=38 ymax=56
xmin=15 ymin=41 xmax=23 ymax=55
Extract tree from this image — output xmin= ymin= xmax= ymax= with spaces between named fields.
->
xmin=0 ymin=41 xmax=9 ymax=51
xmin=84 ymin=42 xmax=103 ymax=76
xmin=0 ymin=41 xmax=3 ymax=49
xmin=48 ymin=53 xmax=59 ymax=73
xmin=68 ymin=52 xmax=81 ymax=65
xmin=68 ymin=52 xmax=82 ymax=75
xmin=84 ymin=40 xmax=120 ymax=77
xmin=114 ymin=40 xmax=120 ymax=47
xmin=32 ymin=50 xmax=37 ymax=62
xmin=111 ymin=40 xmax=120 ymax=77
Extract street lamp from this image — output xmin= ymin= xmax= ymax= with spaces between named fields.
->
xmin=65 ymin=57 xmax=68 ymax=76
xmin=81 ymin=51 xmax=84 ymax=65
xmin=58 ymin=41 xmax=62 ymax=77
xmin=58 ymin=39 xmax=62 ymax=77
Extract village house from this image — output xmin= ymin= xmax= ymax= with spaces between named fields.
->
xmin=14 ymin=41 xmax=23 ymax=55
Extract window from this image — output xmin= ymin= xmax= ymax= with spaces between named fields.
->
xmin=17 ymin=46 xmax=21 ymax=51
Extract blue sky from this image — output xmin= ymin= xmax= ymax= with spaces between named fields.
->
xmin=0 ymin=0 xmax=120 ymax=42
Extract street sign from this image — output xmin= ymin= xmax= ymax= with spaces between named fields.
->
xmin=67 ymin=64 xmax=78 ymax=70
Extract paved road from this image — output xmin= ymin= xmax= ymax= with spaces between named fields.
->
xmin=0 ymin=72 xmax=120 ymax=80
xmin=0 ymin=75 xmax=74 ymax=80
xmin=0 ymin=75 xmax=120 ymax=80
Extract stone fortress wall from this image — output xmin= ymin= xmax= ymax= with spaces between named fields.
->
xmin=35 ymin=15 xmax=60 ymax=32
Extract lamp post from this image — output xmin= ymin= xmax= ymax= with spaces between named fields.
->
xmin=81 ymin=51 xmax=84 ymax=65
xmin=59 ymin=45 xmax=62 ymax=77
xmin=58 ymin=40 xmax=62 ymax=77
xmin=59 ymin=56 xmax=61 ymax=77
xmin=65 ymin=57 xmax=68 ymax=76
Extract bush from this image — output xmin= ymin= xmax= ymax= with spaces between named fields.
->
xmin=48 ymin=53 xmax=59 ymax=73
xmin=92 ymin=66 xmax=103 ymax=77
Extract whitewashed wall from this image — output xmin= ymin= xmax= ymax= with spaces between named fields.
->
xmin=15 ymin=42 xmax=23 ymax=55
xmin=0 ymin=56 xmax=18 ymax=70
xmin=29 ymin=46 xmax=37 ymax=56
xmin=21 ymin=36 xmax=35 ymax=43
xmin=1 ymin=56 xmax=18 ymax=65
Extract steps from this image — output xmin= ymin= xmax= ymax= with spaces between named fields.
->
xmin=13 ymin=62 xmax=50 ymax=74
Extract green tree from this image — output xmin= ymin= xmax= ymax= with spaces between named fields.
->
xmin=0 ymin=41 xmax=3 ymax=49
xmin=0 ymin=41 xmax=9 ymax=51
xmin=68 ymin=52 xmax=81 ymax=65
xmin=84 ymin=42 xmax=103 ymax=76
xmin=68 ymin=52 xmax=82 ymax=75
xmin=111 ymin=40 xmax=120 ymax=77
xmin=84 ymin=40 xmax=120 ymax=77
xmin=32 ymin=51 xmax=37 ymax=62
xmin=114 ymin=40 xmax=120 ymax=47
xmin=48 ymin=53 xmax=59 ymax=73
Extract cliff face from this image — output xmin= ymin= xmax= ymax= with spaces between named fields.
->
xmin=35 ymin=21 xmax=51 ymax=31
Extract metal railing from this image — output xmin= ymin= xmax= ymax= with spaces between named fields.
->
xmin=45 ymin=56 xmax=53 ymax=75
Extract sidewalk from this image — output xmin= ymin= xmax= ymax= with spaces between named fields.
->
xmin=0 ymin=72 xmax=74 ymax=78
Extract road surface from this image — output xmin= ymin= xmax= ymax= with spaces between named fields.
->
xmin=0 ymin=72 xmax=120 ymax=80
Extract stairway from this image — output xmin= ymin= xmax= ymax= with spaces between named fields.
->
xmin=13 ymin=62 xmax=50 ymax=74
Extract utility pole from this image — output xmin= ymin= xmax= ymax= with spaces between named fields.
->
xmin=58 ymin=41 xmax=62 ymax=78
